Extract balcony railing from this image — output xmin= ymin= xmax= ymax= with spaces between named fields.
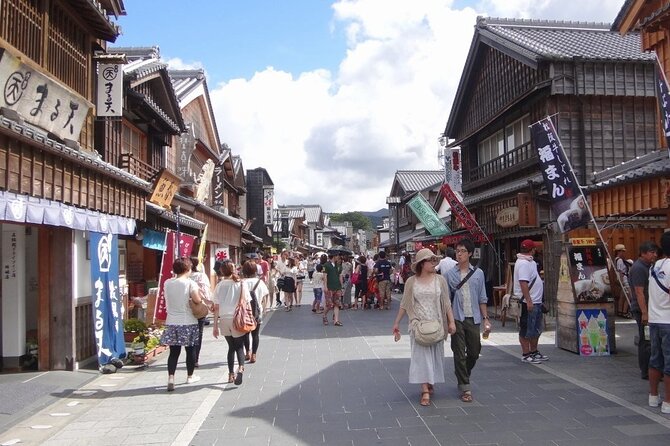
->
xmin=469 ymin=141 xmax=535 ymax=183
xmin=119 ymin=153 xmax=159 ymax=182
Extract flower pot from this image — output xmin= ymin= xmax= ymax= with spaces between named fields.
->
xmin=124 ymin=331 xmax=139 ymax=343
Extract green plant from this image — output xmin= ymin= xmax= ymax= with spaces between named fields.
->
xmin=145 ymin=336 xmax=160 ymax=351
xmin=123 ymin=318 xmax=147 ymax=333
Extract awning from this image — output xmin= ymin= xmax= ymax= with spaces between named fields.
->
xmin=146 ymin=201 xmax=205 ymax=230
xmin=0 ymin=190 xmax=136 ymax=235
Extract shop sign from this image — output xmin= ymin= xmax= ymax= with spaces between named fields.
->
xmin=212 ymin=152 xmax=227 ymax=207
xmin=440 ymin=183 xmax=488 ymax=241
xmin=442 ymin=232 xmax=492 ymax=245
xmin=0 ymin=48 xmax=90 ymax=141
xmin=215 ymin=246 xmax=230 ymax=262
xmin=570 ymin=237 xmax=597 ymax=246
xmin=263 ymin=187 xmax=274 ymax=225
xmin=496 ymin=207 xmax=518 ymax=228
xmin=316 ymin=232 xmax=323 ymax=246
xmin=517 ymin=193 xmax=538 ymax=227
xmin=176 ymin=124 xmax=196 ymax=181
xmin=194 ymin=159 xmax=215 ymax=203
xmin=407 ymin=194 xmax=450 ymax=236
xmin=149 ymin=168 xmax=180 ymax=208
xmin=445 ymin=147 xmax=462 ymax=193
xmin=566 ymin=243 xmax=612 ymax=304
xmin=96 ymin=63 xmax=123 ymax=117
xmin=406 ymin=242 xmax=415 ymax=252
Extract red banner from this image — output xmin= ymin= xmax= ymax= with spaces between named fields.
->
xmin=440 ymin=184 xmax=487 ymax=242
xmin=154 ymin=231 xmax=196 ymax=322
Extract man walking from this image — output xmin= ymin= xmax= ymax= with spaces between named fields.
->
xmin=374 ymin=251 xmax=393 ymax=310
xmin=648 ymin=232 xmax=670 ymax=413
xmin=514 ymin=239 xmax=548 ymax=364
xmin=629 ymin=241 xmax=659 ymax=380
xmin=446 ymin=239 xmax=489 ymax=402
xmin=323 ymin=253 xmax=343 ymax=326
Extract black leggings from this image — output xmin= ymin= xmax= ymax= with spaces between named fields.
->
xmin=195 ymin=318 xmax=205 ymax=363
xmin=167 ymin=345 xmax=196 ymax=376
xmin=225 ymin=335 xmax=245 ymax=373
xmin=243 ymin=325 xmax=260 ymax=355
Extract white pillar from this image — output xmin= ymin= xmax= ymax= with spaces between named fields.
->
xmin=2 ymin=224 xmax=26 ymax=361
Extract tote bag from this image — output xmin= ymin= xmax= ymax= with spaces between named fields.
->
xmin=233 ymin=282 xmax=257 ymax=333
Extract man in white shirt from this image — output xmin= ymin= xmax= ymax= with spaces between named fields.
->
xmin=436 ymin=247 xmax=457 ymax=280
xmin=514 ymin=239 xmax=547 ymax=364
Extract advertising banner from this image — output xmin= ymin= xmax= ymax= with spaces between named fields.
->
xmin=154 ymin=231 xmax=196 ymax=321
xmin=577 ymin=309 xmax=610 ymax=356
xmin=531 ymin=117 xmax=589 ymax=233
xmin=263 ymin=187 xmax=274 ymax=225
xmin=440 ymin=183 xmax=486 ymax=241
xmin=655 ymin=58 xmax=670 ymax=154
xmin=89 ymin=232 xmax=125 ymax=366
xmin=567 ymin=243 xmax=612 ymax=303
xmin=407 ymin=193 xmax=450 ymax=236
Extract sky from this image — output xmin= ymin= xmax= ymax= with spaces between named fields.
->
xmin=114 ymin=0 xmax=626 ymax=213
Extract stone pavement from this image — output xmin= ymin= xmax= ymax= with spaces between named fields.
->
xmin=1 ymin=282 xmax=670 ymax=445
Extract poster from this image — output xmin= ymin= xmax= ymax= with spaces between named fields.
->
xmin=567 ymin=244 xmax=612 ymax=303
xmin=577 ymin=309 xmax=610 ymax=356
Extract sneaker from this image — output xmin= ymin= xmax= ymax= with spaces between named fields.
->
xmin=662 ymin=401 xmax=670 ymax=414
xmin=521 ymin=355 xmax=541 ymax=364
xmin=649 ymin=394 xmax=661 ymax=407
xmin=186 ymin=375 xmax=201 ymax=384
xmin=532 ymin=351 xmax=549 ymax=361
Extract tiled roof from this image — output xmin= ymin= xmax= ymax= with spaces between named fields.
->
xmin=302 ymin=205 xmax=322 ymax=224
xmin=480 ymin=17 xmax=653 ymax=62
xmin=395 ymin=170 xmax=444 ymax=195
xmin=588 ymin=150 xmax=670 ymax=191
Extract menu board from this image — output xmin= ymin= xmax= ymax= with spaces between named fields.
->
xmin=567 ymin=243 xmax=612 ymax=303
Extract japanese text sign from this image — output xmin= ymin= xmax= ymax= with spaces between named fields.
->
xmin=440 ymin=183 xmax=487 ymax=241
xmin=96 ymin=63 xmax=123 ymax=117
xmin=263 ymin=187 xmax=274 ymax=225
xmin=407 ymin=193 xmax=450 ymax=236
xmin=567 ymin=243 xmax=611 ymax=303
xmin=149 ymin=168 xmax=180 ymax=208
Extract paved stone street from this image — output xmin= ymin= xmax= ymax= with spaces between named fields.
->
xmin=1 ymin=283 xmax=670 ymax=445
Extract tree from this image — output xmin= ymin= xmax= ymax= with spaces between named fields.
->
xmin=330 ymin=212 xmax=372 ymax=231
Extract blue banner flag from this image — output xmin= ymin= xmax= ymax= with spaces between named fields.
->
xmin=89 ymin=232 xmax=125 ymax=366
xmin=655 ymin=57 xmax=670 ymax=156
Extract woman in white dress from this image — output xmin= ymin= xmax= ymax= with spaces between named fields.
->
xmin=392 ymin=248 xmax=456 ymax=407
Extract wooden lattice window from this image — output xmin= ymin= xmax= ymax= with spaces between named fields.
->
xmin=47 ymin=1 xmax=88 ymax=97
xmin=122 ymin=122 xmax=146 ymax=161
xmin=0 ymin=0 xmax=42 ymax=62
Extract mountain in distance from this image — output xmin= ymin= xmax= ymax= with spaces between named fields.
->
xmin=360 ymin=208 xmax=388 ymax=229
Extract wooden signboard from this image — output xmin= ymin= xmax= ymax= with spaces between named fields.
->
xmin=148 ymin=168 xmax=180 ymax=209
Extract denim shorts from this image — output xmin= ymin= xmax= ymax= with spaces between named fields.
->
xmin=313 ymin=288 xmax=323 ymax=301
xmin=649 ymin=323 xmax=670 ymax=375
xmin=519 ymin=303 xmax=543 ymax=338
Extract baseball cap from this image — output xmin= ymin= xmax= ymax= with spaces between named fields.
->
xmin=520 ymin=239 xmax=536 ymax=250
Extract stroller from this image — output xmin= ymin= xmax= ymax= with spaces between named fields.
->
xmin=362 ymin=276 xmax=379 ymax=310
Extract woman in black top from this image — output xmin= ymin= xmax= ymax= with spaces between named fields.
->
xmin=354 ymin=255 xmax=369 ymax=309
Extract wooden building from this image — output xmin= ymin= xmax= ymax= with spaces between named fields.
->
xmin=444 ymin=17 xmax=658 ymax=317
xmin=0 ymin=0 xmax=147 ymax=371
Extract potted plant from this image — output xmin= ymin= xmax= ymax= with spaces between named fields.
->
xmin=123 ymin=318 xmax=147 ymax=343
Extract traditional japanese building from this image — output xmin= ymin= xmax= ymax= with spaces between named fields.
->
xmin=444 ymin=17 xmax=658 ymax=311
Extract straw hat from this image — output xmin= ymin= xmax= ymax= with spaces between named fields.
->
xmin=614 ymin=244 xmax=626 ymax=252
xmin=412 ymin=248 xmax=439 ymax=272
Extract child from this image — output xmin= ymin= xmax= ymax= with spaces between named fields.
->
xmin=311 ymin=263 xmax=325 ymax=313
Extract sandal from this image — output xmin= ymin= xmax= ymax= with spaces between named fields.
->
xmin=228 ymin=373 xmax=235 ymax=383
xmin=419 ymin=391 xmax=431 ymax=406
xmin=334 ymin=321 xmax=343 ymax=326
xmin=460 ymin=391 xmax=473 ymax=403
xmin=250 ymin=353 xmax=256 ymax=364
xmin=323 ymin=317 xmax=329 ymax=325
xmin=234 ymin=367 xmax=244 ymax=385
xmin=427 ymin=384 xmax=434 ymax=395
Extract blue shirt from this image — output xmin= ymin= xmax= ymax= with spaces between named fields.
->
xmin=446 ymin=265 xmax=488 ymax=323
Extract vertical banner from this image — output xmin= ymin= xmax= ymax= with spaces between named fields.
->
xmin=445 ymin=147 xmax=462 ymax=193
xmin=531 ymin=117 xmax=590 ymax=233
xmin=655 ymin=57 xmax=670 ymax=156
xmin=212 ymin=152 xmax=226 ymax=207
xmin=176 ymin=124 xmax=196 ymax=180
xmin=407 ymin=194 xmax=450 ymax=236
xmin=89 ymin=232 xmax=125 ymax=366
xmin=154 ymin=232 xmax=196 ymax=322
xmin=440 ymin=183 xmax=486 ymax=241
xmin=263 ymin=187 xmax=274 ymax=225
xmin=96 ymin=63 xmax=123 ymax=117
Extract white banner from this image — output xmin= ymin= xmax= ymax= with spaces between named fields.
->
xmin=96 ymin=63 xmax=123 ymax=117
xmin=445 ymin=147 xmax=462 ymax=193
xmin=263 ymin=187 xmax=274 ymax=225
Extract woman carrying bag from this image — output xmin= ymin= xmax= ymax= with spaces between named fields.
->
xmin=212 ymin=261 xmax=250 ymax=385
xmin=392 ymin=248 xmax=456 ymax=407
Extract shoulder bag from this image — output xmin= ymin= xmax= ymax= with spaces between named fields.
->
xmin=189 ymin=282 xmax=209 ymax=319
xmin=413 ymin=276 xmax=446 ymax=346
xmin=233 ymin=282 xmax=257 ymax=333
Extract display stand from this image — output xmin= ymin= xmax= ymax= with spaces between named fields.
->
xmin=556 ymin=243 xmax=616 ymax=354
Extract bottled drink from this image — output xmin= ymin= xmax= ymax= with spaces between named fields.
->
xmin=644 ymin=325 xmax=650 ymax=341
xmin=482 ymin=320 xmax=491 ymax=340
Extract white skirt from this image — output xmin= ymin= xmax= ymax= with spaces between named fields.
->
xmin=408 ymin=333 xmax=445 ymax=384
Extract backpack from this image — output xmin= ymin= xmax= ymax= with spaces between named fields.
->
xmin=249 ymin=279 xmax=262 ymax=323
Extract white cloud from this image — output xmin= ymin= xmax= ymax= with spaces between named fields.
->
xmin=163 ymin=57 xmax=204 ymax=71
xmin=209 ymin=0 xmax=624 ymax=212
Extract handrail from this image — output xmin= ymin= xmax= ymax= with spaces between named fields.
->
xmin=119 ymin=153 xmax=158 ymax=182
xmin=470 ymin=141 xmax=535 ymax=182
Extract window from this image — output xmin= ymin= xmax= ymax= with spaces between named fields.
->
xmin=477 ymin=115 xmax=530 ymax=164
xmin=122 ymin=123 xmax=146 ymax=161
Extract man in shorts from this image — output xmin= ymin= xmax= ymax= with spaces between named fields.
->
xmin=323 ymin=253 xmax=343 ymax=326
xmin=374 ymin=251 xmax=393 ymax=310
xmin=648 ymin=231 xmax=670 ymax=413
xmin=514 ymin=239 xmax=548 ymax=364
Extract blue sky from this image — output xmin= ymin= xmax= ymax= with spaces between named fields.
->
xmin=113 ymin=1 xmax=624 ymax=213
